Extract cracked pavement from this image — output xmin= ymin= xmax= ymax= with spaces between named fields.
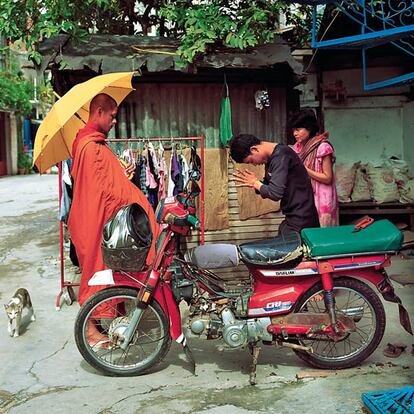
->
xmin=0 ymin=174 xmax=413 ymax=414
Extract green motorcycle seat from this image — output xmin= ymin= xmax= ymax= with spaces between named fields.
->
xmin=301 ymin=219 xmax=403 ymax=258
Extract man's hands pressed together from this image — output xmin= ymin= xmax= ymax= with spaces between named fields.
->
xmin=233 ymin=169 xmax=262 ymax=192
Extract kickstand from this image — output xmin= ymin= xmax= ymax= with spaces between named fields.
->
xmin=183 ymin=344 xmax=196 ymax=375
xmin=249 ymin=344 xmax=261 ymax=385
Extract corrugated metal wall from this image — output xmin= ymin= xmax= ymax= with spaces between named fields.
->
xmin=114 ymin=81 xmax=287 ymax=284
xmin=115 ymin=82 xmax=286 ymax=146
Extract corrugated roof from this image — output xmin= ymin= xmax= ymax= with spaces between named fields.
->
xmin=38 ymin=34 xmax=302 ymax=77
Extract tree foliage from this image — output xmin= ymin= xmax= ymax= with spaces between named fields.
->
xmin=160 ymin=1 xmax=285 ymax=62
xmin=0 ymin=0 xmax=314 ymax=63
xmin=0 ymin=55 xmax=34 ymax=115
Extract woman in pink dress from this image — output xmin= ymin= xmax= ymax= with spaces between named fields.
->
xmin=289 ymin=109 xmax=339 ymax=227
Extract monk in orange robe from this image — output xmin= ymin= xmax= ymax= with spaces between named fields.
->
xmin=68 ymin=93 xmax=159 ymax=310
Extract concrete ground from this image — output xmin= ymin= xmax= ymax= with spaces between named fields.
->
xmin=0 ymin=174 xmax=413 ymax=414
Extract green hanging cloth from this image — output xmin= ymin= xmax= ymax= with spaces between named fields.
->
xmin=219 ymin=78 xmax=233 ymax=147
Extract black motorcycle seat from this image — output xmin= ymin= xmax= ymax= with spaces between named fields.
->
xmin=238 ymin=233 xmax=303 ymax=266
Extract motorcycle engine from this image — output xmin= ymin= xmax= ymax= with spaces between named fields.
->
xmin=188 ymin=299 xmax=272 ymax=348
xmin=221 ymin=308 xmax=248 ymax=348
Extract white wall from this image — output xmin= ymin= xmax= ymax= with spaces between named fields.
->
xmin=403 ymin=101 xmax=414 ymax=171
xmin=323 ymin=67 xmax=409 ymax=97
xmin=325 ymin=97 xmax=405 ymax=165
xmin=5 ymin=113 xmax=18 ymax=175
xmin=321 ymin=68 xmax=413 ymax=172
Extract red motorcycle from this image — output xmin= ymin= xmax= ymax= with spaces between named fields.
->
xmin=74 ymin=178 xmax=412 ymax=384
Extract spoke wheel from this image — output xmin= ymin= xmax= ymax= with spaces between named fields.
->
xmin=74 ymin=287 xmax=171 ymax=376
xmin=293 ymin=278 xmax=385 ymax=369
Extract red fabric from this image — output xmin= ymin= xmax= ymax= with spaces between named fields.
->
xmin=68 ymin=124 xmax=159 ymax=305
xmin=297 ymin=132 xmax=329 ymax=167
xmin=71 ymin=121 xmax=103 ymax=158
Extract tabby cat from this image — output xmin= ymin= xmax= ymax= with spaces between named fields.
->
xmin=4 ymin=288 xmax=36 ymax=337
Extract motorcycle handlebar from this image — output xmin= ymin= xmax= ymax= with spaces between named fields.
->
xmin=187 ymin=214 xmax=200 ymax=229
xmin=167 ymin=213 xmax=200 ymax=229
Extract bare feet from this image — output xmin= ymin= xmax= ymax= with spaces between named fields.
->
xmin=87 ymin=320 xmax=110 ymax=349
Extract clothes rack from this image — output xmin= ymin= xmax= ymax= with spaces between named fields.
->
xmin=56 ymin=135 xmax=205 ymax=310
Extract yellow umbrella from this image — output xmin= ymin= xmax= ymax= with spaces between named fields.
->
xmin=33 ymin=71 xmax=135 ymax=173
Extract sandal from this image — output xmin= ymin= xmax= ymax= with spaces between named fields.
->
xmin=90 ymin=339 xmax=112 ymax=349
xmin=383 ymin=342 xmax=407 ymax=358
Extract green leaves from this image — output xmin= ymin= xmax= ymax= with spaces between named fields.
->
xmin=0 ymin=0 xmax=315 ymax=64
xmin=159 ymin=0 xmax=290 ymax=62
xmin=28 ymin=50 xmax=42 ymax=65
xmin=0 ymin=59 xmax=34 ymax=116
xmin=0 ymin=0 xmax=121 ymax=60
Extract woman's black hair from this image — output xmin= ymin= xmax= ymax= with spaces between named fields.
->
xmin=288 ymin=109 xmax=319 ymax=138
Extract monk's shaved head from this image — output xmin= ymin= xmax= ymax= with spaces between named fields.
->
xmin=89 ymin=93 xmax=117 ymax=115
xmin=88 ymin=93 xmax=118 ymax=134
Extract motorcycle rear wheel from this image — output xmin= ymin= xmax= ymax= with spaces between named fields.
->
xmin=74 ymin=287 xmax=171 ymax=376
xmin=293 ymin=278 xmax=385 ymax=369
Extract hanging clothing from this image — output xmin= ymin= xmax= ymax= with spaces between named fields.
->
xmin=292 ymin=132 xmax=339 ymax=227
xmin=138 ymin=154 xmax=149 ymax=196
xmin=132 ymin=152 xmax=143 ymax=190
xmin=179 ymin=153 xmax=190 ymax=190
xmin=68 ymin=123 xmax=159 ymax=306
xmin=121 ymin=148 xmax=135 ymax=168
xmin=145 ymin=144 xmax=159 ymax=209
xmin=158 ymin=142 xmax=167 ymax=201
xmin=190 ymin=144 xmax=201 ymax=175
xmin=59 ymin=159 xmax=73 ymax=223
xmin=220 ymin=96 xmax=233 ymax=147
xmin=175 ymin=154 xmax=184 ymax=196
xmin=219 ymin=79 xmax=233 ymax=147
xmin=147 ymin=142 xmax=159 ymax=177
xmin=144 ymin=146 xmax=157 ymax=190
xmin=168 ymin=148 xmax=179 ymax=197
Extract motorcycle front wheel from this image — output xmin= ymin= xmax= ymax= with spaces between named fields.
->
xmin=293 ymin=277 xmax=385 ymax=369
xmin=74 ymin=287 xmax=171 ymax=376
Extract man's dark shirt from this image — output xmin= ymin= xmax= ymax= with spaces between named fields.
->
xmin=259 ymin=143 xmax=319 ymax=232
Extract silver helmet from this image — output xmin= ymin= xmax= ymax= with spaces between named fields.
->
xmin=102 ymin=203 xmax=152 ymax=272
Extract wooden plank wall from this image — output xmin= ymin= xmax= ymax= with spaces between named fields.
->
xmin=183 ymin=162 xmax=284 ymax=285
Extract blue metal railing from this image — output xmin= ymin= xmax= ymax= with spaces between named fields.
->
xmin=294 ymin=0 xmax=414 ymax=90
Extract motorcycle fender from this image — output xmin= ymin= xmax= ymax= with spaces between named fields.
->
xmin=377 ymin=277 xmax=413 ymax=335
xmin=93 ymin=272 xmax=184 ymax=342
xmin=337 ymin=269 xmax=413 ymax=335
xmin=153 ymin=282 xmax=183 ymax=342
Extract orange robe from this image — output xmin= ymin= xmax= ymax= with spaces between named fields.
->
xmin=68 ymin=124 xmax=159 ymax=305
